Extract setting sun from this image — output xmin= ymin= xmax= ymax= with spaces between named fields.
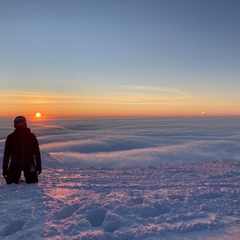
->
xmin=35 ymin=112 xmax=42 ymax=118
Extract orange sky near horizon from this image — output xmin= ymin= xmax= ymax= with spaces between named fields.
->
xmin=1 ymin=90 xmax=239 ymax=118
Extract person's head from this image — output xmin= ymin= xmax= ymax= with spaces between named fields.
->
xmin=14 ymin=116 xmax=27 ymax=128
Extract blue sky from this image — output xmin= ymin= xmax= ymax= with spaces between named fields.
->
xmin=1 ymin=0 xmax=240 ymax=116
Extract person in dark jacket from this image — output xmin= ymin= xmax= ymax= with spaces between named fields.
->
xmin=2 ymin=116 xmax=42 ymax=184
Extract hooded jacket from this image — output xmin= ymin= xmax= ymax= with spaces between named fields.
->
xmin=2 ymin=126 xmax=41 ymax=171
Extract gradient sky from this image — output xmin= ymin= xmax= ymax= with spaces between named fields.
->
xmin=1 ymin=0 xmax=240 ymax=117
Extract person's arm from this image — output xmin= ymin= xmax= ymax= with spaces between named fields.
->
xmin=32 ymin=134 xmax=42 ymax=175
xmin=2 ymin=136 xmax=11 ymax=178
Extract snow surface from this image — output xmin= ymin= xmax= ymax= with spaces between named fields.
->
xmin=0 ymin=160 xmax=239 ymax=240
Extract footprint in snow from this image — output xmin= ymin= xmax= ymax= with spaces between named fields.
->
xmin=1 ymin=220 xmax=25 ymax=236
xmin=85 ymin=208 xmax=107 ymax=227
xmin=53 ymin=204 xmax=79 ymax=220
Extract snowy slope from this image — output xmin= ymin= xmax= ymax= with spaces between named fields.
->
xmin=0 ymin=159 xmax=239 ymax=240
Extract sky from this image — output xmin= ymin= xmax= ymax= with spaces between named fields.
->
xmin=1 ymin=0 xmax=240 ymax=117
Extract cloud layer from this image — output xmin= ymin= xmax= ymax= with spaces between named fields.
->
xmin=1 ymin=117 xmax=240 ymax=168
xmin=25 ymin=116 xmax=240 ymax=168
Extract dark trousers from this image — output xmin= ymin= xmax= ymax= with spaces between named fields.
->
xmin=6 ymin=164 xmax=38 ymax=184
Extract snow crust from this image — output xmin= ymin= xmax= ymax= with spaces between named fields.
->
xmin=0 ymin=160 xmax=239 ymax=240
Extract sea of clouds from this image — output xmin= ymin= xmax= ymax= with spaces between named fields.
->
xmin=1 ymin=116 xmax=240 ymax=168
